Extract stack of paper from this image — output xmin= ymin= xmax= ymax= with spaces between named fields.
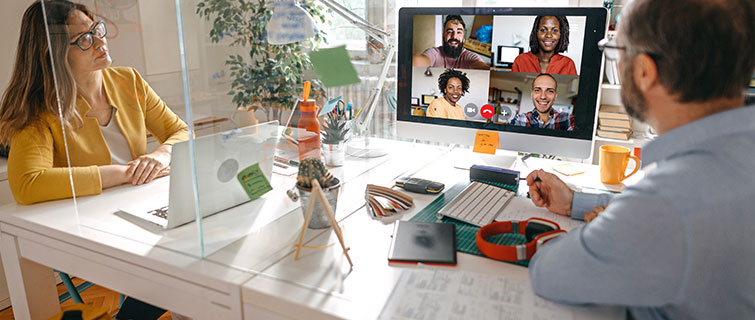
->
xmin=597 ymin=105 xmax=632 ymax=140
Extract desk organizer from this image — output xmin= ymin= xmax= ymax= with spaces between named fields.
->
xmin=410 ymin=182 xmax=529 ymax=267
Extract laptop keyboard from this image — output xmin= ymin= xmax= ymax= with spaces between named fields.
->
xmin=149 ymin=206 xmax=169 ymax=220
xmin=437 ymin=181 xmax=515 ymax=227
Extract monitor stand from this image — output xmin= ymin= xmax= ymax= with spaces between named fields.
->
xmin=452 ymin=148 xmax=518 ymax=170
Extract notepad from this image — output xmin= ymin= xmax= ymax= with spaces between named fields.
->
xmin=388 ymin=221 xmax=457 ymax=266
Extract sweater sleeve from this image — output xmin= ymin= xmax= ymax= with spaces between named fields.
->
xmin=133 ymin=69 xmax=188 ymax=146
xmin=7 ymin=124 xmax=102 ymax=205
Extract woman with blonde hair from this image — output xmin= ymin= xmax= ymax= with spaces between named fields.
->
xmin=0 ymin=0 xmax=188 ymax=205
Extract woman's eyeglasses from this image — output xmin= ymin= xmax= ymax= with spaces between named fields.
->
xmin=70 ymin=20 xmax=106 ymax=51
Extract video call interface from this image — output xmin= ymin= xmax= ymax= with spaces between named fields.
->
xmin=410 ymin=14 xmax=587 ymax=131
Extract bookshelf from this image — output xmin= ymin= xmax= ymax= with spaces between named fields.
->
xmin=591 ymin=83 xmax=655 ymax=165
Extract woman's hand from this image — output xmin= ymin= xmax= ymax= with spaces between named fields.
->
xmin=584 ymin=206 xmax=605 ymax=223
xmin=526 ymin=169 xmax=574 ymax=216
xmin=127 ymin=145 xmax=172 ymax=185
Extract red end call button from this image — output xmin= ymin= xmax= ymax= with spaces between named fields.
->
xmin=481 ymin=104 xmax=495 ymax=119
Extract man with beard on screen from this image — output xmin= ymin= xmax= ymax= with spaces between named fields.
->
xmin=413 ymin=15 xmax=489 ymax=70
xmin=510 ymin=73 xmax=574 ymax=130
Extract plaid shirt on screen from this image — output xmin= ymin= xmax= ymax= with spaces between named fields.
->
xmin=510 ymin=109 xmax=575 ymax=131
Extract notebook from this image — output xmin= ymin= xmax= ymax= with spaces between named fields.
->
xmin=117 ymin=121 xmax=278 ymax=229
xmin=388 ymin=221 xmax=457 ymax=266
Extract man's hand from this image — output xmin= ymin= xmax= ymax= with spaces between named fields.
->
xmin=127 ymin=145 xmax=172 ymax=185
xmin=526 ymin=169 xmax=574 ymax=216
xmin=584 ymin=206 xmax=605 ymax=222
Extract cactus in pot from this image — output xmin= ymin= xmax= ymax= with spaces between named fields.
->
xmin=297 ymin=157 xmax=338 ymax=189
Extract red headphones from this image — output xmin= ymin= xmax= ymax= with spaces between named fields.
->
xmin=476 ymin=217 xmax=566 ymax=261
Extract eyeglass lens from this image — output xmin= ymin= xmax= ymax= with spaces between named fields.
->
xmin=599 ymin=38 xmax=621 ymax=61
xmin=75 ymin=21 xmax=106 ymax=50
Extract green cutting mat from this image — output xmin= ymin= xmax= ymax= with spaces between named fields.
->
xmin=409 ymin=181 xmax=530 ymax=267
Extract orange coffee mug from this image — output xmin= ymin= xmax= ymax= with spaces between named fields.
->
xmin=599 ymin=145 xmax=640 ymax=184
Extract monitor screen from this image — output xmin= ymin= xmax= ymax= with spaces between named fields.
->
xmin=397 ymin=7 xmax=607 ymax=159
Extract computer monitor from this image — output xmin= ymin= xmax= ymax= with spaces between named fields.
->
xmin=398 ymin=8 xmax=608 ymax=162
xmin=495 ymin=45 xmax=523 ymax=68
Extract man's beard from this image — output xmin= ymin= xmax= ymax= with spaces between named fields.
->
xmin=620 ymin=56 xmax=648 ymax=122
xmin=442 ymin=39 xmax=464 ymax=58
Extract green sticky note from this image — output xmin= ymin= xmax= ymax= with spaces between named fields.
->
xmin=236 ymin=163 xmax=273 ymax=200
xmin=309 ymin=45 xmax=361 ymax=88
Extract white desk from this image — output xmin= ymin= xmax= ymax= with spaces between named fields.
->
xmin=0 ymin=139 xmax=633 ymax=319
xmin=0 ymin=139 xmax=447 ymax=319
xmin=238 ymin=148 xmax=630 ymax=319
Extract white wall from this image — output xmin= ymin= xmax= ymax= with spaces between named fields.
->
xmin=0 ymin=1 xmax=36 ymax=95
xmin=491 ymin=16 xmax=586 ymax=73
xmin=411 ymin=67 xmax=490 ymax=121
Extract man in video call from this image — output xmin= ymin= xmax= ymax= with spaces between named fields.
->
xmin=510 ymin=73 xmax=574 ymax=130
xmin=412 ymin=15 xmax=489 ymax=70
xmin=526 ymin=0 xmax=755 ymax=318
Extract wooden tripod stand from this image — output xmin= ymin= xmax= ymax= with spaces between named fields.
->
xmin=294 ymin=179 xmax=353 ymax=268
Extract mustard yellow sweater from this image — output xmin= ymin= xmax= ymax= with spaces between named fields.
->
xmin=8 ymin=67 xmax=188 ymax=204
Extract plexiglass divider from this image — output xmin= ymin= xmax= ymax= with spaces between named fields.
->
xmin=37 ymin=0 xmax=403 ymax=271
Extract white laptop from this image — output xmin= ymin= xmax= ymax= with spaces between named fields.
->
xmin=117 ymin=121 xmax=278 ymax=229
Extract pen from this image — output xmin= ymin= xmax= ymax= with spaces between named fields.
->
xmin=274 ymin=161 xmax=289 ymax=169
xmin=347 ymin=103 xmax=353 ymax=119
xmin=519 ymin=177 xmax=542 ymax=182
xmin=275 ymin=156 xmax=299 ymax=166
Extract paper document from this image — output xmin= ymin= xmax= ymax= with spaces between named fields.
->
xmin=497 ymin=196 xmax=584 ymax=231
xmin=379 ymin=268 xmax=623 ymax=320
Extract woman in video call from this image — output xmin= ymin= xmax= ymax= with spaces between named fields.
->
xmin=426 ymin=69 xmax=470 ymax=120
xmin=512 ymin=16 xmax=577 ymax=75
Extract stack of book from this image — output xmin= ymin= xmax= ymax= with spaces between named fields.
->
xmin=597 ymin=104 xmax=632 ymax=140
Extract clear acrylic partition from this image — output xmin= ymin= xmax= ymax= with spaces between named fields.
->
xmin=40 ymin=0 xmax=206 ymax=258
xmin=180 ymin=0 xmax=405 ymax=268
xmin=171 ymin=0 xmax=456 ymax=270
xmin=35 ymin=0 xmax=451 ymax=272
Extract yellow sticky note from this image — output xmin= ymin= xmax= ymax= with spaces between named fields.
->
xmin=473 ymin=130 xmax=498 ymax=155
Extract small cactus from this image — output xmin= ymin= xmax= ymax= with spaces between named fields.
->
xmin=297 ymin=157 xmax=337 ymax=189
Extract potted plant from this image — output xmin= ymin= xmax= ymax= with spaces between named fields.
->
xmin=320 ymin=113 xmax=350 ymax=166
xmin=296 ymin=157 xmax=340 ymax=229
xmin=195 ymin=0 xmax=328 ymax=122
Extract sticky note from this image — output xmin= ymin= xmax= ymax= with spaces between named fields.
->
xmin=309 ymin=46 xmax=361 ymax=88
xmin=472 ymin=130 xmax=498 ymax=155
xmin=318 ymin=95 xmax=342 ymax=117
xmin=237 ymin=163 xmax=273 ymax=200
xmin=266 ymin=0 xmax=315 ymax=45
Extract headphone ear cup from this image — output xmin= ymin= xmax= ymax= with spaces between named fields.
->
xmin=532 ymin=230 xmax=567 ymax=247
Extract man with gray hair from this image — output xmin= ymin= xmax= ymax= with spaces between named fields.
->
xmin=525 ymin=0 xmax=755 ymax=318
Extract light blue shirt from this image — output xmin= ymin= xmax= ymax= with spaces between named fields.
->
xmin=529 ymin=106 xmax=755 ymax=319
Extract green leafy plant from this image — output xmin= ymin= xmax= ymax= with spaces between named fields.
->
xmin=196 ymin=0 xmax=328 ymax=118
xmin=321 ymin=113 xmax=349 ymax=144
xmin=297 ymin=157 xmax=337 ymax=189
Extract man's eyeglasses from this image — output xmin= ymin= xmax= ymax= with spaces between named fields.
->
xmin=598 ymin=37 xmax=661 ymax=63
xmin=597 ymin=38 xmax=626 ymax=61
xmin=70 ymin=20 xmax=106 ymax=51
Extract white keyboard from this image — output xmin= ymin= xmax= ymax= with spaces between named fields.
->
xmin=437 ymin=181 xmax=516 ymax=227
